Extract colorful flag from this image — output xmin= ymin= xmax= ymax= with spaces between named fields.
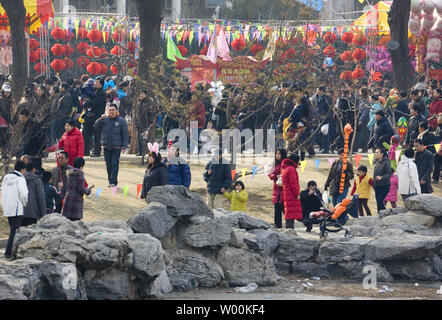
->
xmin=136 ymin=184 xmax=143 ymax=198
xmin=435 ymin=144 xmax=441 ymax=153
xmin=262 ymin=31 xmax=276 ymax=61
xmin=241 ymin=168 xmax=247 ymax=180
xmin=300 ymin=160 xmax=307 ymax=173
xmin=354 ymin=155 xmax=363 ymax=168
xmin=368 ymin=153 xmax=374 ymax=167
xmin=231 ymin=170 xmax=237 ymax=181
xmin=395 ymin=150 xmax=401 ymax=163
xmin=315 ymin=159 xmax=321 ymax=171
xmin=95 ymin=188 xmax=103 ymax=201
xmin=328 ymin=158 xmax=335 ymax=168
xmin=123 ymin=186 xmax=129 ymax=197
xmin=166 ymin=32 xmax=183 ymax=62
xmin=252 ymin=166 xmax=258 ymax=179
xmin=111 ymin=186 xmax=117 ymax=198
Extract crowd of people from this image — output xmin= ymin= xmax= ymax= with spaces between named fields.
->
xmin=0 ymin=71 xmax=441 ymax=259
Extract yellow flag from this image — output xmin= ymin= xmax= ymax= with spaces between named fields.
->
xmin=358 ymin=0 xmax=364 ymax=3
xmin=241 ymin=168 xmax=247 ymax=180
xmin=435 ymin=144 xmax=441 ymax=152
xmin=189 ymin=31 xmax=194 ymax=44
xmin=83 ymin=194 xmax=86 ymax=199
xmin=300 ymin=160 xmax=307 ymax=173
xmin=368 ymin=153 xmax=374 ymax=167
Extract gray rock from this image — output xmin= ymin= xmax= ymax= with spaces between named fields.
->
xmin=229 ymin=228 xmax=255 ymax=248
xmin=364 ymin=229 xmax=442 ymax=261
xmin=230 ymin=212 xmax=271 ymax=230
xmin=127 ymin=234 xmax=165 ymax=281
xmin=383 ymin=259 xmax=441 ymax=281
xmin=216 ymin=246 xmax=279 ymax=286
xmin=244 ymin=229 xmax=279 ymax=256
xmin=213 ymin=211 xmax=240 ymax=228
xmin=290 ymin=262 xmax=331 ymax=278
xmin=167 ymin=273 xmax=199 ymax=292
xmin=274 ymin=234 xmax=320 ymax=263
xmin=317 ymin=238 xmax=369 ymax=263
xmin=167 ymin=250 xmax=224 ymax=288
xmin=128 ymin=202 xmax=177 ymax=238
xmin=370 ymin=212 xmax=436 ymax=235
xmin=405 ymin=194 xmax=442 ymax=217
xmin=274 ymin=261 xmax=291 ymax=275
xmin=348 ymin=216 xmax=379 ymax=237
xmin=140 ymin=270 xmax=172 ymax=298
xmin=178 ymin=215 xmax=232 ymax=248
xmin=327 ymin=260 xmax=393 ymax=282
xmin=378 ymin=206 xmax=407 ymax=219
xmin=83 ymin=268 xmax=133 ymax=300
xmin=85 ymin=220 xmax=133 ymax=234
xmin=146 ymin=185 xmax=213 ymax=218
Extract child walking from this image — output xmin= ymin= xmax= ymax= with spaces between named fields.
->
xmin=384 ymin=168 xmax=398 ymax=208
xmin=351 ymin=165 xmax=373 ymax=217
xmin=222 ymin=181 xmax=248 ymax=212
xmin=42 ymin=171 xmax=63 ymax=214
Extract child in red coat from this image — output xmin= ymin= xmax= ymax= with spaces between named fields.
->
xmin=281 ymin=153 xmax=302 ymax=229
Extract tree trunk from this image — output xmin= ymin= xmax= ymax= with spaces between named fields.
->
xmin=136 ymin=0 xmax=163 ymax=81
xmin=0 ymin=0 xmax=27 ymax=104
xmin=387 ymin=0 xmax=414 ymax=91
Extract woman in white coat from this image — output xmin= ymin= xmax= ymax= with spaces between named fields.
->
xmin=396 ymin=148 xmax=421 ymax=201
xmin=1 ymin=161 xmax=28 ymax=258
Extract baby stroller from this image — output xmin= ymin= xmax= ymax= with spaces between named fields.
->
xmin=309 ymin=194 xmax=359 ymax=239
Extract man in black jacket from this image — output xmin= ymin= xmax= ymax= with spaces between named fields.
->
xmin=94 ymin=103 xmax=129 ymax=187
xmin=203 ymin=149 xmax=232 ymax=209
xmin=373 ymin=110 xmax=394 ymax=149
xmin=414 ymin=139 xmax=434 ymax=194
xmin=404 ymin=105 xmax=426 ymax=148
xmin=54 ymin=82 xmax=74 ymax=142
xmin=300 ymin=181 xmax=323 ymax=232
xmin=83 ymin=77 xmax=106 ymax=157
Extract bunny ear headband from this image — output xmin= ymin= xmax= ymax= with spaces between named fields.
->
xmin=148 ymin=142 xmax=159 ymax=155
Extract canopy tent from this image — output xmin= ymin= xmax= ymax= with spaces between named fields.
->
xmin=0 ymin=0 xmax=54 ymax=33
xmin=353 ymin=1 xmax=392 ymax=35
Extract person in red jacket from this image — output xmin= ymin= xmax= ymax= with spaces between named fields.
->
xmin=48 ymin=119 xmax=84 ymax=167
xmin=268 ymin=148 xmax=287 ymax=228
xmin=429 ymin=88 xmax=442 ymax=130
xmin=281 ymin=152 xmax=302 ymax=229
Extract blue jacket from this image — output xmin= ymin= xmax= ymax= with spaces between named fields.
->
xmin=367 ymin=102 xmax=382 ymax=129
xmin=203 ymin=158 xmax=232 ymax=194
xmin=164 ymin=157 xmax=191 ymax=188
xmin=94 ymin=115 xmax=129 ymax=149
xmin=43 ymin=181 xmax=62 ymax=213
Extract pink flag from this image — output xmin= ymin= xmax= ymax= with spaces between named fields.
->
xmin=328 ymin=158 xmax=335 ymax=168
xmin=111 ymin=186 xmax=117 ymax=198
xmin=217 ymin=27 xmax=231 ymax=61
xmin=395 ymin=150 xmax=401 ymax=163
xmin=206 ymin=29 xmax=217 ymax=63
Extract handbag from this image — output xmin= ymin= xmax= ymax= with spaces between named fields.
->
xmin=276 ymin=176 xmax=283 ymax=187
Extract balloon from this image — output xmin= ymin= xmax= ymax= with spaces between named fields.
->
xmin=377 ymin=58 xmax=393 ymax=73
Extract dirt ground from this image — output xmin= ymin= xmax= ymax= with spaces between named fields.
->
xmin=0 ymin=154 xmax=442 ymax=299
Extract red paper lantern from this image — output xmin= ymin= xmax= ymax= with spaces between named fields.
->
xmin=99 ymin=63 xmax=108 ymax=74
xmin=112 ymin=30 xmax=123 ymax=42
xmin=340 ymin=50 xmax=353 ymax=62
xmin=29 ymin=50 xmax=40 ymax=63
xmin=340 ymin=71 xmax=352 ymax=80
xmin=64 ymin=30 xmax=74 ymax=42
xmin=76 ymin=42 xmax=89 ymax=54
xmin=34 ymin=62 xmax=46 ymax=73
xmin=110 ymin=46 xmax=123 ymax=56
xmin=50 ymin=59 xmax=66 ymax=71
xmin=353 ymin=34 xmax=367 ymax=46
xmin=231 ymin=37 xmax=246 ymax=51
xmin=110 ymin=64 xmax=118 ymax=75
xmin=87 ymin=62 xmax=102 ymax=75
xmin=352 ymin=48 xmax=367 ymax=61
xmin=341 ymin=32 xmax=354 ymax=44
xmin=36 ymin=48 xmax=47 ymax=57
xmin=127 ymin=42 xmax=136 ymax=53
xmin=250 ymin=43 xmax=264 ymax=55
xmin=64 ymin=58 xmax=74 ymax=69
xmin=177 ymin=45 xmax=188 ymax=56
xmin=78 ymin=28 xmax=88 ymax=39
xmin=51 ymin=44 xmax=66 ymax=56
xmin=87 ymin=46 xmax=102 ymax=58
xmin=29 ymin=38 xmax=39 ymax=50
xmin=323 ymin=45 xmax=336 ymax=57
xmin=87 ymin=30 xmax=102 ymax=42
xmin=77 ymin=56 xmax=91 ymax=68
xmin=351 ymin=68 xmax=365 ymax=79
xmin=99 ymin=48 xmax=108 ymax=58
xmin=323 ymin=32 xmax=337 ymax=44
xmin=200 ymin=46 xmax=208 ymax=55
xmin=51 ymin=28 xmax=65 ymax=40
xmin=64 ymin=44 xmax=74 ymax=56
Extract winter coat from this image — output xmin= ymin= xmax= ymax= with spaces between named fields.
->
xmin=43 ymin=181 xmax=62 ymax=213
xmin=358 ymin=98 xmax=370 ymax=125
xmin=397 ymin=155 xmax=421 ymax=195
xmin=223 ymin=189 xmax=248 ymax=212
xmin=373 ymin=157 xmax=392 ymax=188
xmin=19 ymin=120 xmax=46 ymax=157
xmin=134 ymin=97 xmax=157 ymax=130
xmin=414 ymin=98 xmax=428 ymax=117
xmin=203 ymin=158 xmax=232 ymax=194
xmin=281 ymin=159 xmax=302 ymax=220
xmin=51 ymin=164 xmax=73 ymax=197
xmin=56 ymin=91 xmax=74 ymax=118
xmin=94 ymin=115 xmax=129 ymax=149
xmin=324 ymin=160 xmax=354 ymax=195
xmin=48 ymin=127 xmax=84 ymax=166
xmin=395 ymin=99 xmax=410 ymax=120
xmin=190 ymin=100 xmax=206 ymax=129
xmin=367 ymin=102 xmax=382 ymax=129
xmin=62 ymin=168 xmax=91 ymax=220
xmin=429 ymin=96 xmax=442 ymax=130
xmin=385 ymin=174 xmax=398 ymax=202
xmin=164 ymin=157 xmax=191 ymax=188
xmin=414 ymin=149 xmax=434 ymax=193
xmin=351 ymin=174 xmax=373 ymax=199
xmin=300 ymin=188 xmax=322 ymax=220
xmin=84 ymin=88 xmax=106 ymax=121
xmin=23 ymin=171 xmax=46 ymax=219
xmin=405 ymin=113 xmax=426 ymax=146
xmin=1 ymin=171 xmax=28 ymax=217
xmin=268 ymin=162 xmax=284 ymax=204
xmin=140 ymin=163 xmax=169 ymax=199
xmin=374 ymin=116 xmax=394 ymax=149
xmin=417 ymin=129 xmax=437 ymax=154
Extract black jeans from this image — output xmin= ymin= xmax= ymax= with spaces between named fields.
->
xmin=374 ymin=185 xmax=390 ymax=213
xmin=356 ymin=125 xmax=369 ymax=152
xmin=83 ymin=118 xmax=101 ymax=156
xmin=104 ymin=148 xmax=121 ymax=185
xmin=274 ymin=203 xmax=284 ymax=228
xmin=285 ymin=219 xmax=295 ymax=229
xmin=5 ymin=216 xmax=22 ymax=257
xmin=433 ymin=153 xmax=442 ymax=181
xmin=21 ymin=217 xmax=37 ymax=227
xmin=357 ymin=198 xmax=371 ymax=216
